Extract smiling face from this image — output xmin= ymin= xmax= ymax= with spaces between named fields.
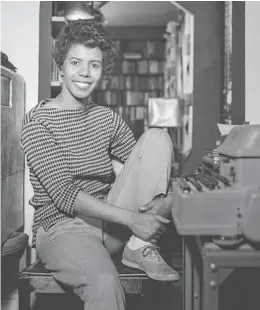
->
xmin=60 ymin=44 xmax=103 ymax=102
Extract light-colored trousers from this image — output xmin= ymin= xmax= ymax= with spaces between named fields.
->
xmin=36 ymin=128 xmax=173 ymax=310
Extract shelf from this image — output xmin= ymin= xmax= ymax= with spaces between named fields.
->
xmin=51 ymin=81 xmax=62 ymax=97
xmin=51 ymin=81 xmax=62 ymax=87
xmin=101 ymin=104 xmax=148 ymax=107
xmin=112 ymin=73 xmax=164 ymax=77
xmin=95 ymin=89 xmax=163 ymax=92
xmin=52 ymin=16 xmax=66 ymax=22
xmin=120 ymin=57 xmax=165 ymax=62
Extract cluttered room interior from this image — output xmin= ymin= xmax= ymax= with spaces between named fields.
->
xmin=1 ymin=1 xmax=260 ymax=310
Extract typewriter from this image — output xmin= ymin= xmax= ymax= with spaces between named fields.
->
xmin=171 ymin=124 xmax=260 ymax=245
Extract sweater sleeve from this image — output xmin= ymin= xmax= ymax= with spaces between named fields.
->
xmin=109 ymin=111 xmax=136 ymax=163
xmin=21 ymin=120 xmax=81 ymax=216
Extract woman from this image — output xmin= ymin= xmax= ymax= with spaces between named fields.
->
xmin=21 ymin=20 xmax=179 ymax=310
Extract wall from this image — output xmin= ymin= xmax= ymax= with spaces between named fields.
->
xmin=179 ymin=1 xmax=224 ymax=174
xmin=38 ymin=1 xmax=52 ymax=102
xmin=245 ymin=2 xmax=260 ymax=124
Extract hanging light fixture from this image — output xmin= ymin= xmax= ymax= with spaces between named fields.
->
xmin=64 ymin=1 xmax=95 ymax=21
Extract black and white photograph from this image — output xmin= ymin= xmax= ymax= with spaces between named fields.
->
xmin=1 ymin=1 xmax=260 ymax=310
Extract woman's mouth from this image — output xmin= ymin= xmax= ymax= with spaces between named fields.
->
xmin=74 ymin=81 xmax=91 ymax=90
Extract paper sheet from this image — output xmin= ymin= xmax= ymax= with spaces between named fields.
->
xmin=217 ymin=123 xmax=240 ymax=136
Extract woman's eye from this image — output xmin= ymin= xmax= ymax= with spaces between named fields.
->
xmin=92 ymin=63 xmax=101 ymax=69
xmin=71 ymin=60 xmax=79 ymax=65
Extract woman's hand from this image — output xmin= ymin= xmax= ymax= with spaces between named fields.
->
xmin=138 ymin=193 xmax=174 ymax=217
xmin=129 ymin=212 xmax=170 ymax=242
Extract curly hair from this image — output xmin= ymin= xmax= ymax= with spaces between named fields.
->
xmin=54 ymin=20 xmax=117 ymax=78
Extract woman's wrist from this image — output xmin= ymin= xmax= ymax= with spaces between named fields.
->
xmin=166 ymin=191 xmax=174 ymax=199
xmin=117 ymin=208 xmax=137 ymax=228
xmin=166 ymin=191 xmax=174 ymax=207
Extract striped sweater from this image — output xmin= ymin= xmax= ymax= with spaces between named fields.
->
xmin=21 ymin=100 xmax=136 ymax=247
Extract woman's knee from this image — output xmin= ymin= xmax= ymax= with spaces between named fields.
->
xmin=141 ymin=128 xmax=173 ymax=156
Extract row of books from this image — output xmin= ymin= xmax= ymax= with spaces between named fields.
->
xmin=93 ymin=90 xmax=163 ymax=106
xmin=118 ymin=39 xmax=165 ymax=60
xmin=109 ymin=107 xmax=150 ymax=139
xmin=97 ymin=75 xmax=164 ymax=91
xmin=51 ymin=55 xmax=62 ymax=83
xmin=111 ymin=106 xmax=147 ymax=121
xmin=117 ymin=60 xmax=165 ymax=75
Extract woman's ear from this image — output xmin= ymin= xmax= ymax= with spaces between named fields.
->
xmin=59 ymin=65 xmax=64 ymax=78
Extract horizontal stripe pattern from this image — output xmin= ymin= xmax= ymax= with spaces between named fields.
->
xmin=21 ymin=100 xmax=136 ymax=246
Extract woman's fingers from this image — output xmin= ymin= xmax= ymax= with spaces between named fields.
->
xmin=138 ymin=202 xmax=153 ymax=213
xmin=153 ymin=214 xmax=170 ymax=224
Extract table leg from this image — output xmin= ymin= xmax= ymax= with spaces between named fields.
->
xmin=202 ymin=255 xmax=219 ymax=310
xmin=18 ymin=290 xmax=31 ymax=310
xmin=183 ymin=238 xmax=193 ymax=310
xmin=193 ymin=265 xmax=200 ymax=310
xmin=18 ymin=279 xmax=32 ymax=310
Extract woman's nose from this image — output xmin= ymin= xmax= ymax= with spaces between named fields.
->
xmin=78 ymin=66 xmax=90 ymax=77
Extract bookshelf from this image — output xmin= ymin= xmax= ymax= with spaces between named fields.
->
xmin=92 ymin=38 xmax=165 ymax=138
xmin=50 ymin=12 xmax=65 ymax=98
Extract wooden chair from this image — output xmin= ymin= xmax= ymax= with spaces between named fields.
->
xmin=18 ymin=257 xmax=157 ymax=310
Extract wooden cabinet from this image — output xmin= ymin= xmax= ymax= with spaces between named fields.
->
xmin=1 ymin=66 xmax=25 ymax=243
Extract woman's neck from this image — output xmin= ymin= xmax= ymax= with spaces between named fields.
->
xmin=56 ymin=89 xmax=88 ymax=110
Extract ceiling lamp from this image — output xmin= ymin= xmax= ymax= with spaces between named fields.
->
xmin=64 ymin=1 xmax=109 ymax=23
xmin=64 ymin=1 xmax=95 ymax=21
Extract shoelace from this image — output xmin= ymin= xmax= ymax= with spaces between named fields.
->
xmin=142 ymin=245 xmax=162 ymax=261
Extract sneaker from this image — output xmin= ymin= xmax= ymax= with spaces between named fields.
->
xmin=122 ymin=244 xmax=180 ymax=281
